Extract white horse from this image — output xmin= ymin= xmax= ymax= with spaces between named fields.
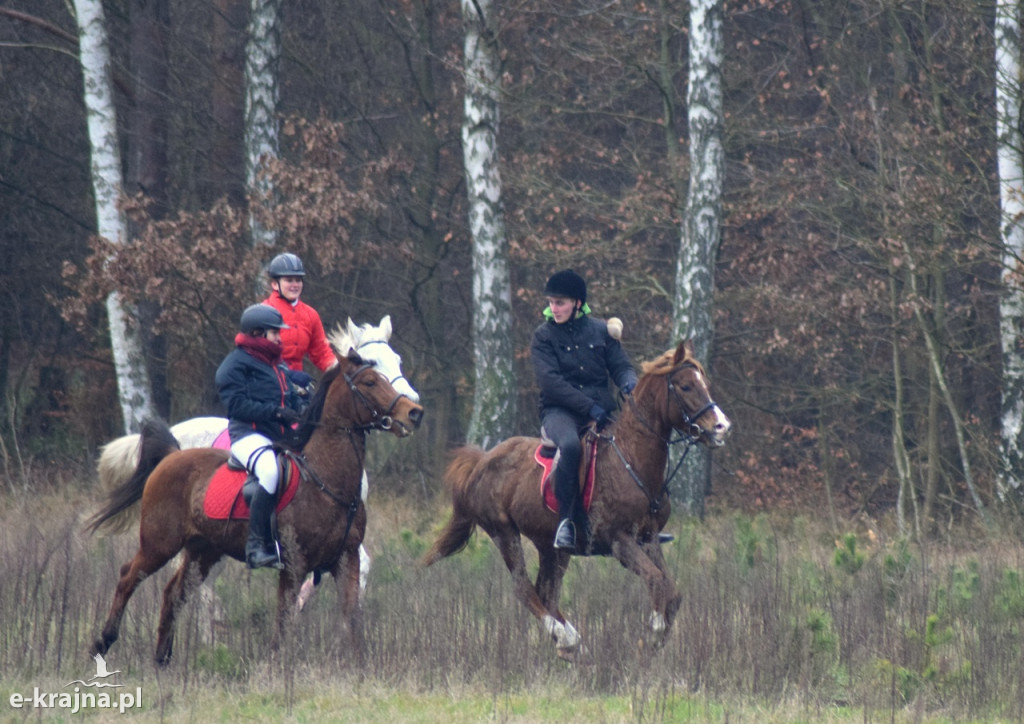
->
xmin=95 ymin=316 xmax=419 ymax=613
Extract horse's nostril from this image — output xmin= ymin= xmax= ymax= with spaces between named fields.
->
xmin=409 ymin=407 xmax=424 ymax=427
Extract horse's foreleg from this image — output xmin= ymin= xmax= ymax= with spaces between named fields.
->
xmin=640 ymin=539 xmax=682 ymax=626
xmin=272 ymin=568 xmax=302 ymax=653
xmin=610 ymin=533 xmax=680 ymax=644
xmin=295 ymin=544 xmax=370 ymax=614
xmin=154 ymin=548 xmax=220 ymax=666
xmin=493 ymin=532 xmax=580 ymax=658
xmin=333 ymin=549 xmax=365 ymax=660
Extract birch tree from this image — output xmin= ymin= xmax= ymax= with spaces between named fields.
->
xmin=671 ymin=0 xmax=724 ymax=514
xmin=996 ymin=0 xmax=1024 ymax=503
xmin=245 ymin=0 xmax=281 ymax=248
xmin=74 ymin=0 xmax=155 ymax=434
xmin=462 ymin=0 xmax=517 ymax=449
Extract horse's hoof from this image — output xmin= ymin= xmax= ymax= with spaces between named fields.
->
xmin=91 ymin=633 xmax=115 ymax=657
xmin=154 ymin=642 xmax=173 ymax=667
xmin=650 ymin=611 xmax=667 ymax=634
xmin=556 ymin=646 xmax=577 ymax=663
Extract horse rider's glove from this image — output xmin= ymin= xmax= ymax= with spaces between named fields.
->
xmin=589 ymin=404 xmax=611 ymax=431
xmin=289 ymin=370 xmax=315 ymax=397
xmin=274 ymin=407 xmax=301 ymax=426
xmin=620 ymin=381 xmax=635 ymax=396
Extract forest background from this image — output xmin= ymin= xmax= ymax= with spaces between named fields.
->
xmin=0 ymin=0 xmax=1013 ymax=533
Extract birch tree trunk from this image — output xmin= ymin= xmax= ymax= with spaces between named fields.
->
xmin=245 ymin=0 xmax=281 ymax=248
xmin=74 ymin=0 xmax=155 ymax=433
xmin=462 ymin=0 xmax=516 ymax=449
xmin=996 ymin=0 xmax=1024 ymax=502
xmin=671 ymin=0 xmax=724 ymax=516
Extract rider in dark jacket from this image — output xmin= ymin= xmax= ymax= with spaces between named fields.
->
xmin=531 ymin=269 xmax=637 ymax=550
xmin=216 ymin=303 xmax=308 ymax=569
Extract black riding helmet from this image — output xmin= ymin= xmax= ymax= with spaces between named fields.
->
xmin=267 ymin=252 xmax=306 ymax=279
xmin=240 ymin=304 xmax=289 ymax=335
xmin=544 ymin=269 xmax=587 ymax=304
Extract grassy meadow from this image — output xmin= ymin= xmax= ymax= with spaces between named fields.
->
xmin=3 ymin=463 xmax=1024 ymax=722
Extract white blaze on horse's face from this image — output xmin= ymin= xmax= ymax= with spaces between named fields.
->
xmin=332 ymin=316 xmax=421 ymax=404
xmin=694 ymin=379 xmax=731 ymax=446
xmin=358 ymin=340 xmax=419 ymax=403
xmin=675 ymin=365 xmax=732 ymax=447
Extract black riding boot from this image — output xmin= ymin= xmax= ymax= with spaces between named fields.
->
xmin=553 ymin=468 xmax=577 ymax=550
xmin=246 ymin=486 xmax=283 ymax=570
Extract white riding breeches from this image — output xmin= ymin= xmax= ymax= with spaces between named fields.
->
xmin=231 ymin=433 xmax=279 ymax=494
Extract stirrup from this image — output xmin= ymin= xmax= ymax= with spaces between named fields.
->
xmin=554 ymin=519 xmax=575 ymax=550
xmin=657 ymin=533 xmax=675 ymax=544
xmin=246 ymin=545 xmax=283 ymax=570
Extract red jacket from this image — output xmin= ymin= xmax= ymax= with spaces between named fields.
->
xmin=263 ymin=294 xmax=336 ymax=372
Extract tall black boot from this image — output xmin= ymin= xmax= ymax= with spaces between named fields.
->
xmin=553 ymin=468 xmax=577 ymax=550
xmin=246 ymin=486 xmax=283 ymax=569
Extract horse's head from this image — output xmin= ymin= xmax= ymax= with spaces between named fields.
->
xmin=325 ymin=349 xmax=424 ymax=437
xmin=641 ymin=339 xmax=732 ymax=447
xmin=330 ymin=316 xmax=421 ymax=403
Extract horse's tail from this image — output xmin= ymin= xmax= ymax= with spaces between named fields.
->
xmin=86 ymin=419 xmax=181 ymax=535
xmin=421 ymin=446 xmax=485 ymax=566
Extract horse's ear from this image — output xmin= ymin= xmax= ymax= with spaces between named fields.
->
xmin=346 ymin=347 xmax=363 ymax=365
xmin=379 ymin=315 xmax=392 ymax=339
xmin=673 ymin=339 xmax=695 ymax=365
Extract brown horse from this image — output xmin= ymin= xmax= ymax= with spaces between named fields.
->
xmin=422 ymin=339 xmax=731 ymax=660
xmin=87 ymin=349 xmax=424 ymax=665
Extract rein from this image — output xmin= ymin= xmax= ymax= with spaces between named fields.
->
xmin=603 ymin=363 xmax=721 ymax=514
xmin=281 ymin=361 xmax=400 ymax=562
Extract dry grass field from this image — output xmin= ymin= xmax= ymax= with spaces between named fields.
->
xmin=3 ymin=462 xmax=1024 ymax=722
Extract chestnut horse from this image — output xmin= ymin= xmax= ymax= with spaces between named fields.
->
xmin=423 ymin=339 xmax=731 ymax=660
xmin=87 ymin=349 xmax=424 ymax=665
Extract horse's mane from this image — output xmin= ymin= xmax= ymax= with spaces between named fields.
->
xmin=284 ymin=363 xmax=343 ymax=449
xmin=328 ymin=323 xmax=361 ymax=356
xmin=327 ymin=317 xmax=390 ymax=357
xmin=635 ymin=344 xmax=706 ymax=394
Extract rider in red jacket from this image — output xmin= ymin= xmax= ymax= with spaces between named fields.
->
xmin=262 ymin=253 xmax=338 ymax=374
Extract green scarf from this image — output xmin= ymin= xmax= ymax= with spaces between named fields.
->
xmin=542 ymin=302 xmax=591 ymax=320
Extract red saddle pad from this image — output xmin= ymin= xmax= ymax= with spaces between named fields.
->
xmin=203 ymin=458 xmax=301 ymax=520
xmin=535 ymin=440 xmax=597 ymax=515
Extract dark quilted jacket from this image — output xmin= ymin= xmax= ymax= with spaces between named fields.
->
xmin=531 ymin=314 xmax=637 ymax=422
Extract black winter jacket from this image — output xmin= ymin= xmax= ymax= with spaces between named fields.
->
xmin=215 ymin=346 xmax=305 ymax=443
xmin=531 ymin=313 xmax=637 ymax=423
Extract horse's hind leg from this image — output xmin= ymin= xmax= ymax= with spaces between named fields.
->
xmin=492 ymin=532 xmax=580 ymax=658
xmin=154 ymin=546 xmax=221 ymax=666
xmin=92 ymin=545 xmax=177 ymax=657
